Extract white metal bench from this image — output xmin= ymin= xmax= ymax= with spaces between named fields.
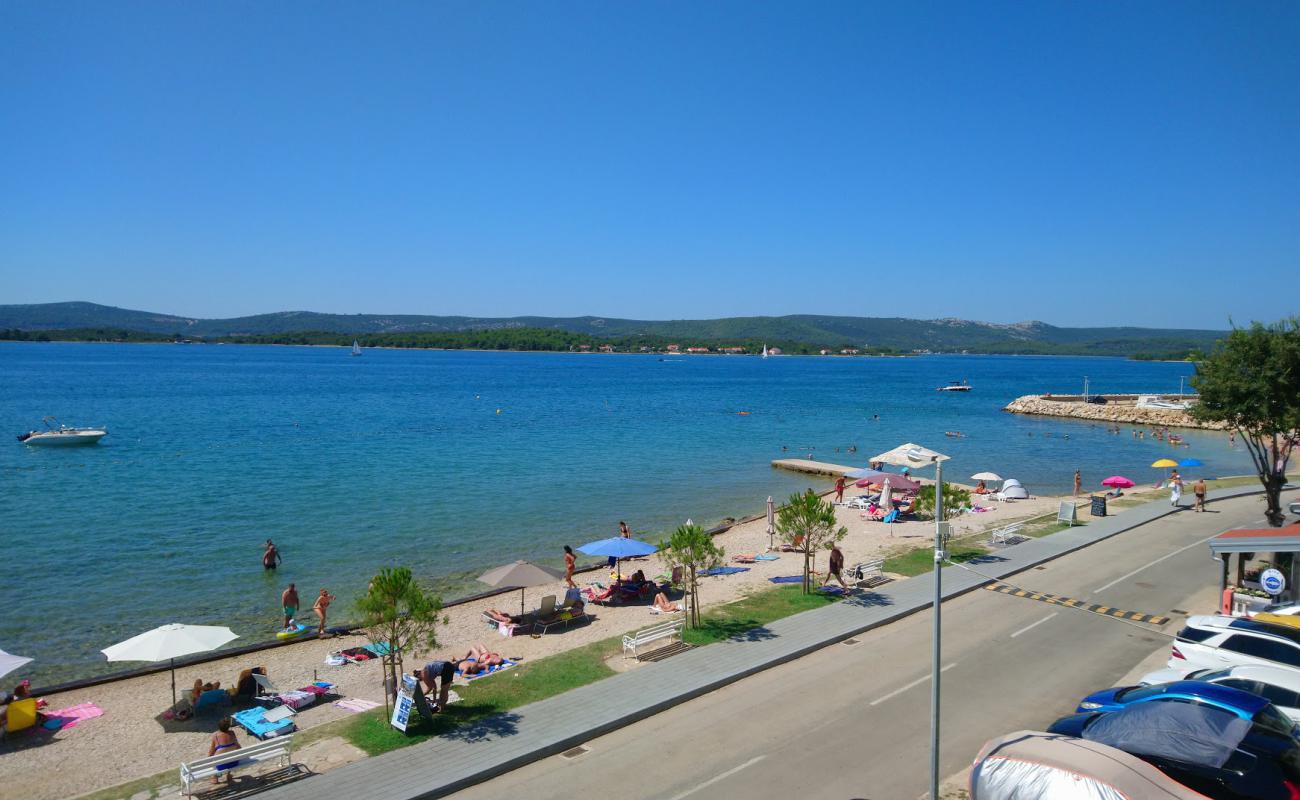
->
xmin=989 ymin=523 xmax=1028 ymax=547
xmin=623 ymin=619 xmax=685 ymax=660
xmin=846 ymin=558 xmax=891 ymax=588
xmin=180 ymin=733 xmax=294 ymax=796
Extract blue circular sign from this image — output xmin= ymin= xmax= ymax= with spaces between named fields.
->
xmin=1262 ymin=568 xmax=1287 ymax=596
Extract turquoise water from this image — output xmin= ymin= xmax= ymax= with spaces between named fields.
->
xmin=0 ymin=343 xmax=1250 ymax=684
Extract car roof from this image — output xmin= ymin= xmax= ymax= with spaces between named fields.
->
xmin=1222 ymin=664 xmax=1300 ymax=691
xmin=1188 ymin=614 xmax=1300 ymax=645
xmin=1147 ymin=681 xmax=1271 ymax=715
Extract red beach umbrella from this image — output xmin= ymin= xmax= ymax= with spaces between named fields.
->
xmin=1101 ymin=476 xmax=1135 ymax=489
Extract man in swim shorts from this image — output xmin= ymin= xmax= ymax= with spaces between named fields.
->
xmin=281 ymin=583 xmax=299 ymax=629
xmin=262 ymin=539 xmax=281 ymax=570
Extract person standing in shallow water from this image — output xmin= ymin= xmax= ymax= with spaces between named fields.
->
xmin=262 ymin=539 xmax=281 ymax=570
xmin=281 ymin=583 xmax=299 ymax=629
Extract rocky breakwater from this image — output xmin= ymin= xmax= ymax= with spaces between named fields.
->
xmin=1004 ymin=394 xmax=1229 ymax=430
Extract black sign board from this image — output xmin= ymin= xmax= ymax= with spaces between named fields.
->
xmin=1090 ymin=495 xmax=1107 ymax=517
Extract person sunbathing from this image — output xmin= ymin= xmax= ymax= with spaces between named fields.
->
xmin=625 ymin=570 xmax=647 ymax=585
xmin=484 ymin=608 xmax=526 ymax=625
xmin=974 ymin=480 xmax=987 ymax=494
xmin=458 ymin=644 xmax=505 ymax=675
xmin=538 ymin=599 xmax=585 ymax=624
xmin=651 ymin=592 xmax=681 ymax=613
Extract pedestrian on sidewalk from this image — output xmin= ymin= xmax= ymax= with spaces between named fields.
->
xmin=1073 ymin=469 xmax=1081 ymax=497
xmin=1170 ymin=475 xmax=1184 ymax=508
xmin=1194 ymin=479 xmax=1207 ymax=512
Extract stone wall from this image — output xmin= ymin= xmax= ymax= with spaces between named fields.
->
xmin=1003 ymin=395 xmax=1229 ymax=430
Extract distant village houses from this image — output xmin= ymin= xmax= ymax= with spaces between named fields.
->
xmin=686 ymin=346 xmax=710 ymax=353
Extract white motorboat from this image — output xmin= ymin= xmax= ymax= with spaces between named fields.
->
xmin=17 ymin=417 xmax=107 ymax=447
xmin=936 ymin=380 xmax=972 ymax=392
xmin=1136 ymin=395 xmax=1192 ymax=411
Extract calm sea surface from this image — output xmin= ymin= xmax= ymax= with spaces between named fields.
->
xmin=0 ymin=343 xmax=1251 ymax=683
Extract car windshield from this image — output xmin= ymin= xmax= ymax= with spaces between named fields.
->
xmin=1195 ymin=669 xmax=1231 ymax=681
xmin=1114 ymin=685 xmax=1170 ymax=702
xmin=1251 ymin=703 xmax=1298 ymax=739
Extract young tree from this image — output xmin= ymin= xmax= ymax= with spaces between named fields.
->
xmin=776 ymin=489 xmax=848 ymax=594
xmin=356 ymin=567 xmax=446 ymax=707
xmin=912 ymin=482 xmax=972 ymax=521
xmin=1192 ymin=319 xmax=1300 ymax=527
xmin=659 ymin=523 xmax=725 ymax=628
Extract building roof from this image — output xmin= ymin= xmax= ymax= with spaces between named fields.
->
xmin=1209 ymin=527 xmax=1300 ymax=554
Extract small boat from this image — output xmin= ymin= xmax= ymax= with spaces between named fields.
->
xmin=761 ymin=344 xmax=769 ymax=359
xmin=18 ymin=417 xmax=107 ymax=446
xmin=944 ymin=431 xmax=965 ymax=438
xmin=1136 ymin=395 xmax=1191 ymax=410
xmin=936 ymin=380 xmax=972 ymax=392
xmin=351 ymin=340 xmax=362 ymax=356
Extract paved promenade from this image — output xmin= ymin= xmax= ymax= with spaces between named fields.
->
xmin=263 ymin=486 xmax=1265 ymax=800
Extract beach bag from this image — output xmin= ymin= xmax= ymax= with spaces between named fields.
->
xmin=324 ymin=653 xmax=346 ymax=667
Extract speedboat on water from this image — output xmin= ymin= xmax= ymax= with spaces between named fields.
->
xmin=1136 ymin=395 xmax=1192 ymax=410
xmin=17 ymin=417 xmax=107 ymax=446
xmin=936 ymin=380 xmax=971 ymax=392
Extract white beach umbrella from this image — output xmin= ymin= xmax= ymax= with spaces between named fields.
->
xmin=0 ymin=648 xmax=32 ymax=680
xmin=103 ymin=623 xmax=238 ymax=705
xmin=970 ymin=472 xmax=1002 ymax=482
xmin=870 ymin=442 xmax=951 ymax=468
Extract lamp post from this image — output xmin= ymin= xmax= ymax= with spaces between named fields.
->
xmin=930 ymin=455 xmax=943 ymax=800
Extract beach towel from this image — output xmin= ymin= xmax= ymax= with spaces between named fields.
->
xmin=754 ymin=554 xmax=779 ymax=561
xmin=697 ymin=566 xmax=749 ymax=577
xmin=333 ymin=698 xmax=381 ymax=713
xmin=275 ymin=690 xmax=316 ymax=710
xmin=768 ymin=576 xmax=804 ymax=584
xmin=43 ymin=703 xmax=103 ymax=730
xmin=297 ymin=682 xmax=333 ymax=697
xmin=364 ymin=642 xmax=393 ymax=657
xmin=457 ymin=659 xmax=518 ymax=681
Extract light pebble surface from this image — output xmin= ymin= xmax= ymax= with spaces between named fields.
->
xmin=1 ymin=482 xmax=1125 ymax=800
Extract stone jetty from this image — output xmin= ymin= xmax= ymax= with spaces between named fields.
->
xmin=1004 ymin=394 xmax=1228 ymax=430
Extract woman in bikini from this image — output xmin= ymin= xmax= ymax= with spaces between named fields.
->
xmin=208 ymin=718 xmax=242 ymax=784
xmin=563 ymin=545 xmax=577 ymax=588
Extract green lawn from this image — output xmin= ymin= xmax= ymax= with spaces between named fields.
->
xmin=884 ymin=543 xmax=989 ymax=577
xmin=681 ymin=583 xmax=841 ymax=646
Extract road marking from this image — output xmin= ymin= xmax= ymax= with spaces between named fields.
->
xmin=1093 ymin=533 xmax=1220 ymax=594
xmin=985 ymin=583 xmax=1169 ymax=625
xmin=667 ymin=755 xmax=766 ymax=800
xmin=869 ymin=663 xmax=957 ymax=706
xmin=1010 ymin=612 xmax=1058 ymax=638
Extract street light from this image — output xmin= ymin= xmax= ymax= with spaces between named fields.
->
xmin=930 ymin=453 xmax=943 ymax=799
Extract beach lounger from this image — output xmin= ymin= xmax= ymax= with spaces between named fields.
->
xmin=193 ymin=689 xmax=230 ymax=713
xmin=534 ymin=605 xmax=592 ymax=634
xmin=231 ymin=706 xmax=295 ymax=740
xmin=732 ymin=554 xmax=757 ymax=564
xmin=251 ymin=673 xmax=280 ymax=698
xmin=654 ymin=565 xmax=685 ymax=590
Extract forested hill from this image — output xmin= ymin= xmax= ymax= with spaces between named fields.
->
xmin=0 ymin=302 xmax=1225 ymax=357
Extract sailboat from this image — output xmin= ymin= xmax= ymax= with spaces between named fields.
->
xmin=761 ymin=344 xmax=768 ymax=359
xmin=351 ymin=340 xmax=362 ymax=357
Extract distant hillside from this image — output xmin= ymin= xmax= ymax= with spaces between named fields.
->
xmin=0 ymin=302 xmax=1226 ymax=356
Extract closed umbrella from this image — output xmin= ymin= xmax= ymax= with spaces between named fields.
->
xmin=103 ymin=623 xmax=238 ymax=705
xmin=879 ymin=479 xmax=894 ymax=513
xmin=0 ymin=648 xmax=32 ymax=680
xmin=478 ymin=560 xmax=565 ymax=615
xmin=766 ymin=496 xmax=776 ymax=551
xmin=578 ymin=537 xmax=658 ymax=580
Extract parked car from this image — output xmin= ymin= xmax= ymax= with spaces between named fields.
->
xmin=1074 ymin=680 xmax=1299 ymax=734
xmin=1261 ymin=601 xmax=1300 ymax=617
xmin=1140 ymin=664 xmax=1300 ymax=723
xmin=970 ymin=730 xmax=1208 ymax=799
xmin=1048 ymin=703 xmax=1300 ymax=799
xmin=1172 ymin=614 xmax=1300 ymax=672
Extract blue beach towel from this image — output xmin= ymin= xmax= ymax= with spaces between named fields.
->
xmin=768 ymin=576 xmax=804 ymax=584
xmin=754 ymin=554 xmax=779 ymax=561
xmin=364 ymin=642 xmax=393 ymax=657
xmin=882 ymin=510 xmax=899 ymax=524
xmin=457 ymin=659 xmax=518 ymax=681
xmin=697 ymin=566 xmax=749 ymax=577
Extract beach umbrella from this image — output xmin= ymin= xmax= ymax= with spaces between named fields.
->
xmin=578 ymin=537 xmax=658 ymax=580
xmin=845 ymin=468 xmax=891 ymax=481
xmin=478 ymin=560 xmax=565 ymax=616
xmin=870 ymin=442 xmax=951 ymax=468
xmin=1151 ymin=459 xmax=1179 ymax=468
xmin=858 ymin=474 xmax=920 ymax=493
xmin=1101 ymin=476 xmax=1135 ymax=489
xmin=970 ymin=472 xmax=1002 ymax=482
xmin=1178 ymin=458 xmax=1204 ymax=468
xmin=879 ymin=479 xmax=894 ymax=512
xmin=102 ymin=623 xmax=238 ymax=706
xmin=0 ymin=648 xmax=32 ymax=680
xmin=766 ymin=496 xmax=776 ymax=551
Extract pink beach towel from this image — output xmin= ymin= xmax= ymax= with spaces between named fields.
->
xmin=47 ymin=702 xmax=104 ymax=729
xmin=333 ymin=698 xmax=381 ymax=713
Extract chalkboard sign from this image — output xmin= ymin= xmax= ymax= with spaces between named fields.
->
xmin=1090 ymin=495 xmax=1107 ymax=517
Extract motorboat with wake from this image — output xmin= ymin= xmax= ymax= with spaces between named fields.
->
xmin=17 ymin=417 xmax=107 ymax=446
xmin=936 ymin=380 xmax=971 ymax=392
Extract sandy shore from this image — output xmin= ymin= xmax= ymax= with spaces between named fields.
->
xmin=0 ymin=481 xmax=1145 ymax=800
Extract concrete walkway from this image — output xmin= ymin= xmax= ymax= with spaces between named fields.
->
xmin=262 ymin=486 xmax=1265 ymax=800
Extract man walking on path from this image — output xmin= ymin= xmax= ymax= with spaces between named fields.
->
xmin=1170 ymin=474 xmax=1184 ymax=507
xmin=262 ymin=539 xmax=281 ymax=571
xmin=1073 ymin=469 xmax=1082 ymax=497
xmin=281 ymin=583 xmax=299 ymax=629
xmin=823 ymin=544 xmax=848 ymax=589
xmin=834 ymin=476 xmax=846 ymax=504
xmin=1194 ymin=478 xmax=1207 ymax=512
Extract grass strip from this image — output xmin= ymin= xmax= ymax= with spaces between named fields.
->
xmin=884 ymin=544 xmax=990 ymax=578
xmin=681 ymin=584 xmax=841 ymax=646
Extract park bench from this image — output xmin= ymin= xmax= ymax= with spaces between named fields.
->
xmin=989 ymin=523 xmax=1028 ymax=547
xmin=623 ymin=619 xmax=685 ymax=660
xmin=846 ymin=558 xmax=891 ymax=589
xmin=180 ymin=733 xmax=294 ymax=796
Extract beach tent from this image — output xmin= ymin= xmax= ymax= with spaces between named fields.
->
xmin=970 ymin=730 xmax=1209 ymax=799
xmin=478 ymin=560 xmax=565 ymax=615
xmin=1002 ymin=478 xmax=1023 ymax=488
xmin=103 ymin=623 xmax=238 ymax=706
xmin=1000 ymin=484 xmax=1029 ymax=500
xmin=0 ymin=648 xmax=32 ymax=680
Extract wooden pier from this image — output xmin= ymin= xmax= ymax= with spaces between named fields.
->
xmin=770 ymin=458 xmax=857 ymax=478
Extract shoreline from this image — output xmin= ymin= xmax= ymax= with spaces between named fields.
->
xmin=1004 ymin=393 xmax=1228 ymax=431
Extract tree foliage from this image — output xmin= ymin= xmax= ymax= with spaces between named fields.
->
xmin=659 ymin=523 xmax=725 ymax=628
xmin=912 ymin=482 xmax=972 ymax=521
xmin=1191 ymin=318 xmax=1300 ymax=526
xmin=776 ymin=490 xmax=848 ymax=594
xmin=356 ymin=567 xmax=446 ymax=704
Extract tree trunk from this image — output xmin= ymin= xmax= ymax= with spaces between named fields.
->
xmin=1265 ymin=472 xmax=1286 ymax=527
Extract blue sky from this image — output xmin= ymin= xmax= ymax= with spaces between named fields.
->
xmin=2 ymin=2 xmax=1296 ymax=329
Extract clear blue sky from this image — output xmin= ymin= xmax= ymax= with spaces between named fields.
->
xmin=2 ymin=2 xmax=1297 ymax=329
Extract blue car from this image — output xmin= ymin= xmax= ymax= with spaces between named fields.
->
xmin=1077 ymin=680 xmax=1297 ymax=730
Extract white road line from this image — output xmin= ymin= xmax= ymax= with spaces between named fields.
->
xmin=667 ymin=755 xmax=767 ymax=800
xmin=1010 ymin=612 xmax=1058 ymax=638
xmin=1093 ymin=533 xmax=1220 ymax=594
xmin=869 ymin=663 xmax=958 ymax=706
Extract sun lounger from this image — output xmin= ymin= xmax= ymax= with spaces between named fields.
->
xmin=193 ymin=689 xmax=230 ymax=713
xmin=732 ymin=554 xmax=758 ymax=564
xmin=231 ymin=706 xmax=295 ymax=740
xmin=534 ymin=605 xmax=592 ymax=634
xmin=654 ymin=565 xmax=685 ymax=590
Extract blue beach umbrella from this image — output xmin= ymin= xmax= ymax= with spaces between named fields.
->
xmin=1178 ymin=458 xmax=1203 ymax=468
xmin=578 ymin=537 xmax=658 ymax=580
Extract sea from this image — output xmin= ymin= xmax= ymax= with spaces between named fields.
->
xmin=0 ymin=342 xmax=1252 ymax=684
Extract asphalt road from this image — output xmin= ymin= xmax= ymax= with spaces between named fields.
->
xmin=448 ymin=496 xmax=1270 ymax=800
